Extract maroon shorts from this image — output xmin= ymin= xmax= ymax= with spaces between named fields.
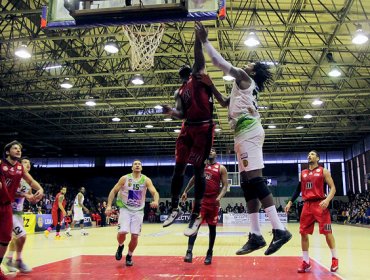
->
xmin=0 ymin=204 xmax=13 ymax=243
xmin=175 ymin=122 xmax=214 ymax=167
xmin=52 ymin=209 xmax=64 ymax=227
xmin=201 ymin=201 xmax=219 ymax=226
xmin=300 ymin=200 xmax=332 ymax=235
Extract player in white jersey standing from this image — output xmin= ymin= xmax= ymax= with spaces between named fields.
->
xmin=195 ymin=22 xmax=292 ymax=256
xmin=105 ymin=160 xmax=159 ymax=267
xmin=3 ymin=157 xmax=43 ymax=273
xmin=66 ymin=187 xmax=89 ymax=236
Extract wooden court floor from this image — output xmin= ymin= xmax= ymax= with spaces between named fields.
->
xmin=4 ymin=223 xmax=369 ymax=280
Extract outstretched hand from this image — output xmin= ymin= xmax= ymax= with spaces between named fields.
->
xmin=195 ymin=21 xmax=208 ymax=43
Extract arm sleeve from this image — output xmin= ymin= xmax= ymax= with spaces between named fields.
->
xmin=203 ymin=41 xmax=233 ymax=74
xmin=290 ymin=182 xmax=302 ymax=203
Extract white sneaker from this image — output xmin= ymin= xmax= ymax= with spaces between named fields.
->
xmin=183 ymin=214 xmax=202 ymax=237
xmin=15 ymin=260 xmax=32 ymax=273
xmin=3 ymin=259 xmax=18 ymax=273
xmin=163 ymin=209 xmax=183 ymax=227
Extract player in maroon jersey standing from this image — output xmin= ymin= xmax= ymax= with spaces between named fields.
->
xmin=181 ymin=148 xmax=228 ymax=265
xmin=161 ymin=31 xmax=220 ymax=237
xmin=0 ymin=140 xmax=43 ymax=279
xmin=285 ymin=150 xmax=338 ymax=273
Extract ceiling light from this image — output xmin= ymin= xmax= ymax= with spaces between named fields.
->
xmin=112 ymin=116 xmax=121 ymax=122
xmin=352 ymin=27 xmax=368 ymax=45
xmin=174 ymin=129 xmax=181 ymax=133
xmin=128 ymin=129 xmax=136 ymax=132
xmin=328 ymin=67 xmax=341 ymax=77
xmin=131 ymin=74 xmax=144 ymax=85
xmin=154 ymin=105 xmax=163 ymax=110
xmin=223 ymin=75 xmax=235 ymax=81
xmin=244 ymin=31 xmax=260 ymax=47
xmin=85 ymin=100 xmax=96 ymax=107
xmin=258 ymin=106 xmax=268 ymax=110
xmin=60 ymin=78 xmax=73 ymax=89
xmin=44 ymin=64 xmax=63 ymax=70
xmin=15 ymin=44 xmax=31 ymax=59
xmin=104 ymin=41 xmax=119 ymax=53
xmin=296 ymin=125 xmax=304 ymax=129
xmin=145 ymin=125 xmax=153 ymax=128
xmin=312 ymin=99 xmax=323 ymax=106
xmin=268 ymin=124 xmax=276 ymax=129
xmin=164 ymin=118 xmax=172 ymax=122
xmin=215 ymin=128 xmax=221 ymax=132
xmin=303 ymin=114 xmax=313 ymax=119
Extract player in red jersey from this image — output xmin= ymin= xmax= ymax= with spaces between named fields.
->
xmin=44 ymin=186 xmax=68 ymax=240
xmin=0 ymin=141 xmax=43 ymax=279
xmin=285 ymin=150 xmax=338 ymax=273
xmin=181 ymin=148 xmax=228 ymax=265
xmin=162 ymin=29 xmax=220 ymax=237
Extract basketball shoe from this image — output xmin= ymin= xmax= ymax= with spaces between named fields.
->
xmin=330 ymin=258 xmax=338 ymax=272
xmin=297 ymin=261 xmax=311 ymax=273
xmin=115 ymin=245 xmax=124 ymax=261
xmin=264 ymin=229 xmax=292 ymax=255
xmin=15 ymin=260 xmax=32 ymax=273
xmin=184 ymin=213 xmax=202 ymax=237
xmin=126 ymin=255 xmax=133 ymax=266
xmin=184 ymin=250 xmax=192 ymax=263
xmin=236 ymin=233 xmax=266 ymax=255
xmin=204 ymin=249 xmax=212 ymax=265
xmin=44 ymin=230 xmax=50 ymax=238
xmin=163 ymin=209 xmax=183 ymax=227
xmin=4 ymin=259 xmax=17 ymax=273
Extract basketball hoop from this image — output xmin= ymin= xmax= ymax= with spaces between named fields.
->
xmin=123 ymin=24 xmax=165 ymax=71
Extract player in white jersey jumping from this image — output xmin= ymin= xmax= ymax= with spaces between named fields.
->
xmin=195 ymin=22 xmax=292 ymax=256
xmin=65 ymin=187 xmax=89 ymax=236
xmin=3 ymin=157 xmax=44 ymax=273
xmin=105 ymin=160 xmax=159 ymax=267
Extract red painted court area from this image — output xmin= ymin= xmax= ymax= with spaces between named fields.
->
xmin=14 ymin=255 xmax=341 ymax=280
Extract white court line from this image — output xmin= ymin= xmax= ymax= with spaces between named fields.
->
xmin=311 ymin=257 xmax=345 ymax=280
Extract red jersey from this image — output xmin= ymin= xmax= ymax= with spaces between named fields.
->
xmin=0 ymin=159 xmax=24 ymax=204
xmin=203 ymin=162 xmax=222 ymax=200
xmin=178 ymin=75 xmax=213 ymax=122
xmin=52 ymin=192 xmax=66 ymax=212
xmin=300 ymin=166 xmax=326 ymax=201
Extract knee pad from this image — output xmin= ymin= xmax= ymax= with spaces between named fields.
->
xmin=0 ymin=242 xmax=9 ymax=246
xmin=249 ymin=177 xmax=271 ymax=200
xmin=241 ymin=181 xmax=258 ymax=202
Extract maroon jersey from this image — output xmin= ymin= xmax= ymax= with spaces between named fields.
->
xmin=52 ymin=192 xmax=66 ymax=212
xmin=203 ymin=162 xmax=222 ymax=200
xmin=0 ymin=159 xmax=24 ymax=204
xmin=178 ymin=75 xmax=213 ymax=122
xmin=300 ymin=166 xmax=325 ymax=201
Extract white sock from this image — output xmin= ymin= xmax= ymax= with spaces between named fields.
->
xmin=6 ymin=250 xmax=14 ymax=259
xmin=16 ymin=252 xmax=22 ymax=261
xmin=265 ymin=205 xmax=285 ymax=230
xmin=249 ymin=213 xmax=262 ymax=235
xmin=302 ymin=251 xmax=309 ymax=263
xmin=330 ymin=249 xmax=337 ymax=258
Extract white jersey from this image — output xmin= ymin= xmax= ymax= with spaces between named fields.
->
xmin=228 ymin=79 xmax=261 ymax=138
xmin=11 ymin=179 xmax=31 ymax=214
xmin=116 ymin=174 xmax=147 ymax=211
xmin=74 ymin=193 xmax=84 ymax=208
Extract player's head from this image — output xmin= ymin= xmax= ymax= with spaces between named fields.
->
xmin=21 ymin=156 xmax=31 ymax=172
xmin=3 ymin=140 xmax=22 ymax=160
xmin=132 ymin=160 xmax=143 ymax=172
xmin=208 ymin=148 xmax=216 ymax=160
xmin=80 ymin=187 xmax=86 ymax=194
xmin=60 ymin=186 xmax=67 ymax=194
xmin=308 ymin=150 xmax=320 ymax=164
xmin=243 ymin=62 xmax=272 ymax=92
xmin=179 ymin=64 xmax=192 ymax=83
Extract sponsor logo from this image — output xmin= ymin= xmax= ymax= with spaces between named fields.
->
xmin=316 ymin=169 xmax=321 ymax=173
xmin=309 ymin=172 xmax=312 ymax=175
xmin=240 ymin=152 xmax=248 ymax=159
xmin=17 ymin=165 xmax=22 ymax=170
xmin=2 ymin=166 xmax=8 ymax=172
xmin=314 ymin=173 xmax=320 ymax=176
xmin=303 ymin=174 xmax=307 ymax=178
xmin=37 ymin=216 xmax=44 ymax=227
xmin=242 ymin=159 xmax=249 ymax=167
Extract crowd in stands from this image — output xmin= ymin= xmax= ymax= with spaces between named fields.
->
xmin=334 ymin=190 xmax=370 ymax=225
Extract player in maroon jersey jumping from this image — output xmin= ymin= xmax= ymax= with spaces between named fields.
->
xmin=285 ymin=150 xmax=338 ymax=273
xmin=0 ymin=140 xmax=43 ymax=279
xmin=161 ymin=30 xmax=221 ymax=237
xmin=181 ymin=148 xmax=228 ymax=265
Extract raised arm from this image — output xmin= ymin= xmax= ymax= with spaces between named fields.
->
xmin=192 ymin=28 xmax=205 ymax=74
xmin=146 ymin=177 xmax=159 ymax=208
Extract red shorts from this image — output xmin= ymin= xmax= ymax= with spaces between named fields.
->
xmin=52 ymin=209 xmax=65 ymax=227
xmin=299 ymin=200 xmax=332 ymax=235
xmin=200 ymin=201 xmax=219 ymax=226
xmin=175 ymin=122 xmax=214 ymax=167
xmin=0 ymin=204 xmax=13 ymax=243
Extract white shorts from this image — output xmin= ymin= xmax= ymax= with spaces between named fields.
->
xmin=73 ymin=207 xmax=84 ymax=221
xmin=234 ymin=125 xmax=265 ymax=172
xmin=118 ymin=208 xmax=144 ymax=235
xmin=12 ymin=214 xmax=27 ymax=239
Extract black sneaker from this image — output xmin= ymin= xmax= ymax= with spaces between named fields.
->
xmin=204 ymin=250 xmax=212 ymax=265
xmin=236 ymin=233 xmax=266 ymax=255
xmin=126 ymin=254 xmax=133 ymax=266
xmin=115 ymin=244 xmax=124 ymax=261
xmin=163 ymin=209 xmax=183 ymax=227
xmin=184 ymin=250 xmax=193 ymax=263
xmin=264 ymin=229 xmax=292 ymax=255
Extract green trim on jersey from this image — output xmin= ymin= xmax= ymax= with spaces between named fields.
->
xmin=13 ymin=210 xmax=24 ymax=215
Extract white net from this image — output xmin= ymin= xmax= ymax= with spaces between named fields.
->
xmin=123 ymin=24 xmax=165 ymax=71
